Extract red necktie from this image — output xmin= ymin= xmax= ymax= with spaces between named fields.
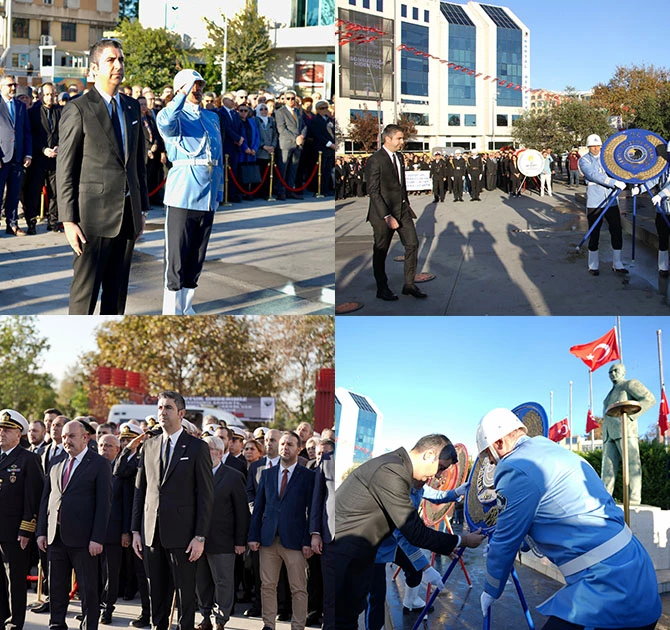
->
xmin=267 ymin=459 xmax=273 ymax=469
xmin=62 ymin=457 xmax=75 ymax=489
xmin=280 ymin=468 xmax=289 ymax=498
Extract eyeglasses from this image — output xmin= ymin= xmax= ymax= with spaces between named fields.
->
xmin=285 ymin=96 xmax=296 ymax=101
xmin=4 ymin=83 xmax=17 ymax=88
xmin=238 ymin=109 xmax=249 ymax=113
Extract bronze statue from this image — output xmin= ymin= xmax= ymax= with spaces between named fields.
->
xmin=601 ymin=363 xmax=655 ymax=505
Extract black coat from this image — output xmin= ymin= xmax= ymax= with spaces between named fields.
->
xmin=0 ymin=446 xmax=43 ymax=541
xmin=27 ymin=102 xmax=61 ymax=169
xmin=365 ymin=149 xmax=414 ymax=224
xmin=205 ymin=464 xmax=249 ymax=554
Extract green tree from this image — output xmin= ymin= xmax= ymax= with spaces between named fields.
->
xmin=115 ymin=19 xmax=190 ymax=90
xmin=118 ymin=0 xmax=138 ymax=21
xmin=203 ymin=2 xmax=275 ymax=94
xmin=0 ymin=316 xmax=57 ymax=419
xmin=513 ymin=98 xmax=612 ymax=153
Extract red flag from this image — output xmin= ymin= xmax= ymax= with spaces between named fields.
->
xmin=586 ymin=409 xmax=599 ymax=433
xmin=659 ymin=388 xmax=669 ymax=436
xmin=548 ymin=418 xmax=570 ymax=442
xmin=569 ymin=328 xmax=620 ymax=372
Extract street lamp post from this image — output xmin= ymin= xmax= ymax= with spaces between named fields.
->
xmin=221 ymin=16 xmax=228 ymax=94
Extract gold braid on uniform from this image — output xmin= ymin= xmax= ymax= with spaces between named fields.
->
xmin=20 ymin=518 xmax=37 ymax=533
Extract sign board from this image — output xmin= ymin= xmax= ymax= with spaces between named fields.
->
xmin=517 ymin=149 xmax=544 ymax=177
xmin=184 ymin=397 xmax=275 ymax=421
xmin=404 ymin=170 xmax=432 ymax=191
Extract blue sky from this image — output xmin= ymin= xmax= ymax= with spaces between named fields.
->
xmin=336 ymin=317 xmax=670 ymax=457
xmin=503 ymin=0 xmax=669 ymax=91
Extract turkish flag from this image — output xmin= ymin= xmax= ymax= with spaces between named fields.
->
xmin=569 ymin=328 xmax=621 ymax=372
xmin=548 ymin=418 xmax=570 ymax=442
xmin=659 ymin=388 xmax=669 ymax=436
xmin=586 ymin=409 xmax=599 ymax=433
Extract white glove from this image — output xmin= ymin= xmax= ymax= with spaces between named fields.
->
xmin=630 ymin=185 xmax=640 ymax=196
xmin=454 ymin=481 xmax=469 ymax=497
xmin=481 ymin=592 xmax=496 ymax=616
xmin=652 ymin=193 xmax=663 ymax=207
xmin=422 ymin=566 xmax=443 ymax=588
xmin=614 ymin=181 xmax=626 ymax=191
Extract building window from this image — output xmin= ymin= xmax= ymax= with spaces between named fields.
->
xmin=497 ymin=114 xmax=508 ymax=127
xmin=496 ymin=28 xmax=523 ymax=107
xmin=401 ymin=4 xmax=407 ymax=17
xmin=400 ymin=22 xmax=429 ymax=97
xmin=465 ymin=114 xmax=476 ymax=126
xmin=348 ymin=0 xmax=355 ymax=5
xmin=44 ymin=0 xmax=54 ymax=4
xmin=62 ymin=22 xmax=77 ymax=42
xmin=363 ymin=0 xmax=370 ymax=8
xmin=412 ymin=6 xmax=418 ymax=20
xmin=41 ymin=21 xmax=50 ymax=36
xmin=424 ymin=10 xmax=429 ymax=22
xmin=512 ymin=114 xmax=521 ymax=123
xmin=12 ymin=18 xmax=30 ymax=39
xmin=448 ymin=114 xmax=461 ymax=126
xmin=376 ymin=0 xmax=383 ymax=11
xmin=89 ymin=25 xmax=104 ymax=47
xmin=448 ymin=23 xmax=476 ymax=106
xmin=405 ymin=112 xmax=428 ymax=126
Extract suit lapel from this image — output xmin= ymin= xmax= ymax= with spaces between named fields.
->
xmin=120 ymin=94 xmax=135 ymax=165
xmin=63 ymin=452 xmax=91 ymax=492
xmin=162 ymin=432 xmax=188 ymax=484
xmin=0 ymin=98 xmax=13 ymax=128
xmin=214 ymin=464 xmax=226 ymax=490
xmin=86 ymin=89 xmax=124 ymax=164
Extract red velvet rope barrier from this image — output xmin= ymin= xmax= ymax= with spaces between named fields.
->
xmin=227 ymin=164 xmax=271 ymax=195
xmin=272 ymin=162 xmax=319 ymax=193
xmin=148 ymin=178 xmax=167 ymax=197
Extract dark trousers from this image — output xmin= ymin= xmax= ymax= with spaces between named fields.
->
xmin=134 ymin=550 xmax=151 ymax=615
xmin=69 ymin=197 xmax=135 ymax=315
xmin=656 ymin=212 xmax=670 ymax=251
xmin=144 ymin=536 xmax=196 ymax=630
xmin=318 ymin=150 xmax=335 ymax=195
xmin=164 ymin=206 xmax=215 ymax=291
xmin=541 ymin=616 xmax=657 ymax=630
xmin=332 ymin=548 xmax=374 ymax=630
xmin=371 ymin=207 xmax=419 ymax=290
xmin=587 ymin=205 xmax=623 ymax=252
xmin=432 ymin=179 xmax=445 ymax=201
xmin=0 ymin=540 xmax=30 ymax=630
xmin=48 ymin=536 xmax=100 ymax=630
xmin=321 ymin=544 xmax=335 ymax=630
xmin=255 ymin=158 xmax=271 ymax=199
xmin=196 ymin=552 xmax=235 ymax=624
xmin=280 ymin=146 xmax=302 ymax=191
xmin=0 ymin=161 xmax=24 ymax=228
xmin=307 ymin=552 xmax=323 ymax=619
xmin=469 ymin=173 xmax=483 ymax=199
xmin=452 ymin=176 xmax=464 ymax=200
xmin=100 ymin=544 xmax=122 ymax=613
xmin=23 ymin=163 xmax=58 ymax=227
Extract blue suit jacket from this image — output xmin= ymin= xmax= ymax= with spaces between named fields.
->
xmin=248 ymin=463 xmax=314 ymax=550
xmin=0 ymin=96 xmax=32 ymax=164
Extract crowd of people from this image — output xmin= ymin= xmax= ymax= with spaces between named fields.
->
xmin=0 ymin=74 xmax=335 ymax=240
xmin=0 ymin=396 xmax=335 ymax=630
xmin=335 ymin=145 xmax=581 ymax=203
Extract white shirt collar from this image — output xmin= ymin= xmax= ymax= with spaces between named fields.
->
xmin=95 ymin=85 xmax=120 ymax=108
xmin=165 ymin=427 xmax=183 ymax=447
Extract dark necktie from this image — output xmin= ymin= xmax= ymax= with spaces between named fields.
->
xmin=393 ymin=153 xmax=402 ymax=184
xmin=162 ymin=438 xmax=171 ymax=477
xmin=0 ymin=452 xmax=7 ymax=465
xmin=47 ymin=107 xmax=53 ymax=132
xmin=267 ymin=459 xmax=273 ymax=469
xmin=62 ymin=457 xmax=75 ymax=489
xmin=111 ymin=97 xmax=124 ymax=158
xmin=280 ymin=468 xmax=289 ymax=498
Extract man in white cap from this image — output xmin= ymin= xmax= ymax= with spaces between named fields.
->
xmin=449 ymin=149 xmax=466 ymax=202
xmin=476 ymin=407 xmax=661 ymax=630
xmin=156 ymin=69 xmax=223 ymax=315
xmin=0 ymin=409 xmax=44 ymax=630
xmin=578 ymin=134 xmax=628 ymax=275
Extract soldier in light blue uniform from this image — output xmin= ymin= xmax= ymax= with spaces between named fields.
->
xmin=578 ymin=134 xmax=628 ymax=276
xmin=477 ymin=408 xmax=660 ymax=630
xmin=157 ymin=69 xmax=223 ymax=315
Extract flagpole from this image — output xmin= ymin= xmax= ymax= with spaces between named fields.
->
xmin=589 ymin=369 xmax=594 ymax=450
xmin=617 ymin=316 xmax=623 ymax=363
xmin=568 ymin=380 xmax=573 ymax=451
xmin=658 ymin=329 xmax=666 ymax=444
xmin=550 ymin=390 xmax=553 ymax=424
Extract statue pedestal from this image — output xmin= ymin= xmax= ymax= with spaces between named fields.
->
xmin=518 ymin=504 xmax=670 ymax=593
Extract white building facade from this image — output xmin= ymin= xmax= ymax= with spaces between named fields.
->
xmin=138 ymin=0 xmax=335 ymax=97
xmin=336 ymin=0 xmax=530 ymax=152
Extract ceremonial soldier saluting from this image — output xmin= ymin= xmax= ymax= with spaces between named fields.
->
xmin=0 ymin=409 xmax=44 ymax=630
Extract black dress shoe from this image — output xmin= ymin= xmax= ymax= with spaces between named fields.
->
xmin=612 ymin=267 xmax=629 ymax=275
xmin=244 ymin=606 xmax=262 ymax=618
xmin=100 ymin=611 xmax=112 ymax=624
xmin=276 ymin=613 xmax=291 ymax=622
xmin=27 ymin=224 xmax=37 ymax=235
xmin=75 ymin=614 xmax=84 ymax=621
xmin=402 ymin=285 xmax=427 ymax=298
xmin=130 ymin=613 xmax=151 ymax=627
xmin=660 ymin=269 xmax=670 ymax=278
xmin=31 ymin=601 xmax=50 ymax=613
xmin=376 ymin=287 xmax=398 ymax=301
xmin=589 ymin=269 xmax=600 ymax=276
xmin=403 ymin=605 xmax=434 ymax=615
xmin=305 ymin=613 xmax=322 ymax=626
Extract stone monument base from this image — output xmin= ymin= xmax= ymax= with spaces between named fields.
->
xmin=518 ymin=504 xmax=670 ymax=593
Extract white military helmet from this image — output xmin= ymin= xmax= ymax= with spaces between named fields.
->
xmin=586 ymin=134 xmax=603 ymax=147
xmin=476 ymin=408 xmax=527 ymax=456
xmin=173 ymin=69 xmax=204 ymax=93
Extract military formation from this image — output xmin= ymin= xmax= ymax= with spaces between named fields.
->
xmin=0 ymin=399 xmax=335 ymax=630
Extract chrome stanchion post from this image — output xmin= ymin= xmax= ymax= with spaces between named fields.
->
xmin=315 ymin=151 xmax=324 ymax=198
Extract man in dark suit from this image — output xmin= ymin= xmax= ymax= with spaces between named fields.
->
xmin=365 ymin=124 xmax=425 ymax=301
xmin=248 ymin=431 xmax=315 ymax=630
xmin=218 ymin=94 xmax=244 ymax=203
xmin=197 ymin=436 xmax=249 ymax=630
xmin=308 ymin=101 xmax=335 ymax=196
xmin=41 ymin=415 xmax=67 ymax=474
xmin=24 ymin=82 xmax=61 ymax=234
xmin=131 ymin=391 xmax=214 ymax=630
xmin=36 ymin=420 xmax=112 ymax=630
xmin=57 ymin=38 xmax=150 ymax=315
xmin=0 ymin=409 xmax=44 ymax=630
xmin=0 ymin=75 xmax=32 ymax=236
xmin=98 ymin=434 xmax=132 ymax=625
xmin=28 ymin=419 xmax=48 ymax=455
xmin=332 ymin=434 xmax=486 ymax=630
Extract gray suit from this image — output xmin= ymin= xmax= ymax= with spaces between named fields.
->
xmin=274 ymin=105 xmax=307 ymax=190
xmin=255 ymin=117 xmax=278 ymax=160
